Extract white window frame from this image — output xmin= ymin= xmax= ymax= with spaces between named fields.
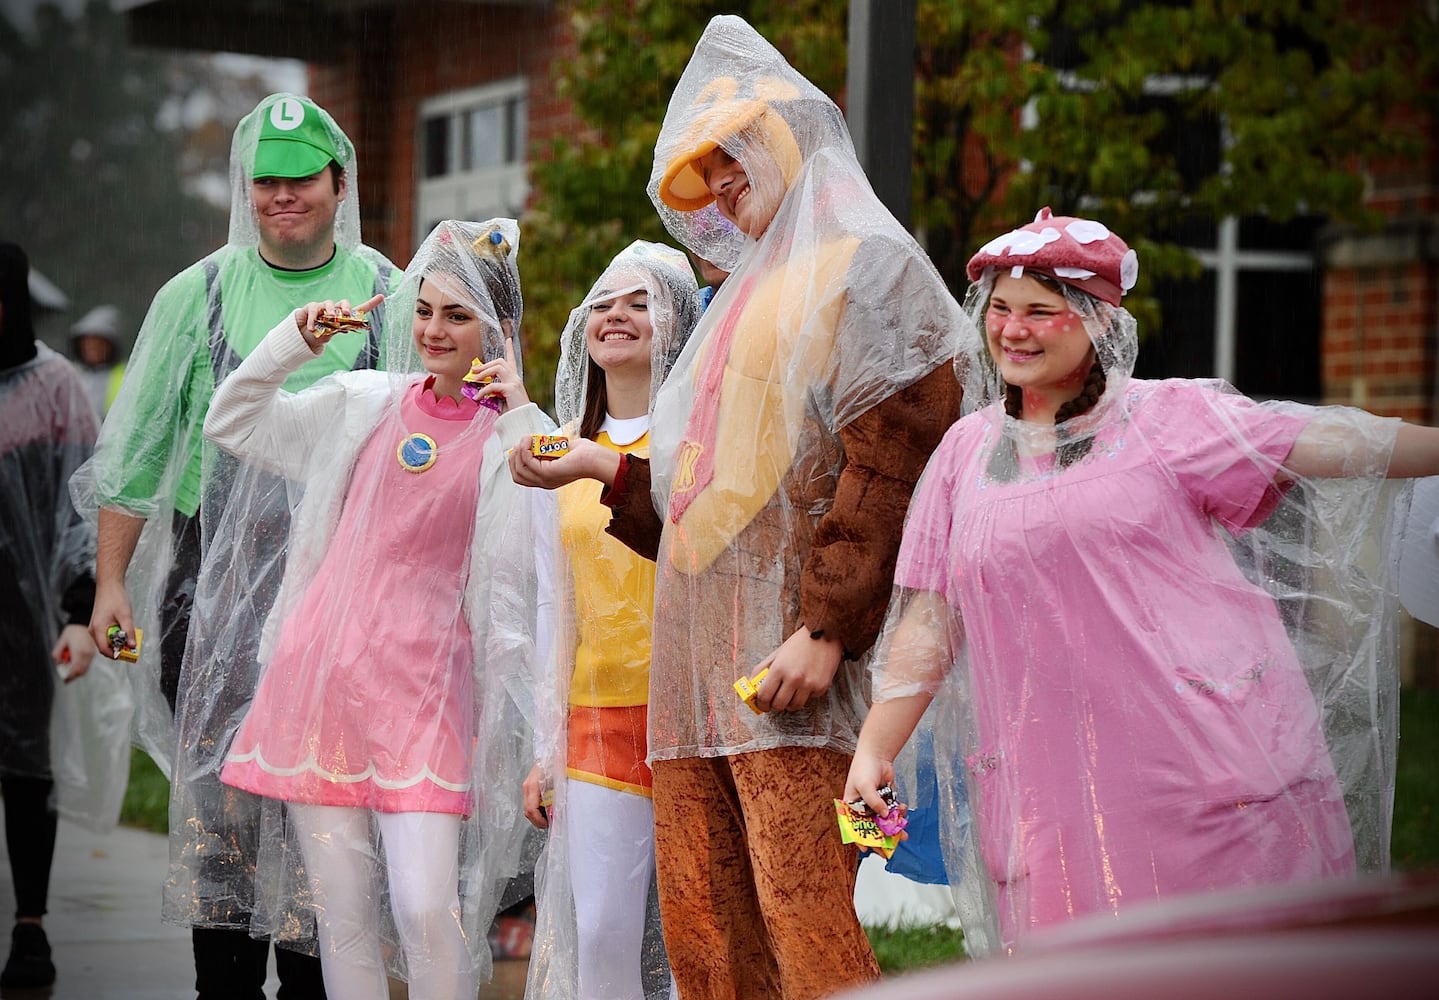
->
xmin=415 ymin=78 xmax=529 ymax=247
xmin=1036 ymin=68 xmax=1316 ymax=385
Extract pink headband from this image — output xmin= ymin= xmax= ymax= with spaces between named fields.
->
xmin=966 ymin=207 xmax=1138 ymax=307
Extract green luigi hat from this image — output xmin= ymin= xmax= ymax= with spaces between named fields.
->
xmin=253 ymin=96 xmax=340 ymax=179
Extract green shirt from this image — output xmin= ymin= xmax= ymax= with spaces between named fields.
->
xmin=93 ymin=243 xmax=400 ymax=518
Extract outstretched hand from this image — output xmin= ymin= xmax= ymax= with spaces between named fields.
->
xmin=508 ymin=436 xmax=622 ymax=492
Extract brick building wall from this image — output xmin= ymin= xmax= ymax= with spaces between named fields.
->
xmin=1319 ymin=5 xmax=1437 ymax=425
xmin=306 ymin=1 xmax=575 ymax=268
xmin=1319 ymin=2 xmax=1438 ymax=684
xmin=1321 ymin=244 xmax=1437 ymax=424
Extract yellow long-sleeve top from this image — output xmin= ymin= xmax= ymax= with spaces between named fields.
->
xmin=560 ymin=429 xmax=655 ymax=795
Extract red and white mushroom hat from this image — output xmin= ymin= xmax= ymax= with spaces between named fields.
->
xmin=966 ymin=207 xmax=1139 ymax=307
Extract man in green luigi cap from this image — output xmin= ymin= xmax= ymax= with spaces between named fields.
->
xmin=72 ymin=93 xmax=401 ymax=1000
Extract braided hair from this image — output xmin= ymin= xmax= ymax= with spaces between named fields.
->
xmin=1054 ymin=358 xmax=1107 ymax=467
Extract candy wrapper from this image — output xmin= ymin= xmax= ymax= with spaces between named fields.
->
xmin=106 ymin=624 xmax=143 ymax=664
xmin=462 ymin=357 xmax=503 ymax=411
xmin=834 ymin=784 xmax=908 ymax=859
xmin=733 ymin=667 xmax=769 ymax=714
xmin=313 ymin=306 xmax=369 ymax=338
xmin=529 ymin=435 xmax=570 ymax=460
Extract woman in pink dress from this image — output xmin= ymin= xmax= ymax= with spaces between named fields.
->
xmin=846 ymin=210 xmax=1439 ymax=956
xmin=202 ymin=219 xmax=552 ymax=999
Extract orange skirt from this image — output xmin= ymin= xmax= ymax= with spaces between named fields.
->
xmin=566 ymin=703 xmax=652 ymax=796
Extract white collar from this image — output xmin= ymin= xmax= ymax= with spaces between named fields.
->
xmin=600 ymin=412 xmax=650 ymax=446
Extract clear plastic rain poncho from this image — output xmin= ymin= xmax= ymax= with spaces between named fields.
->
xmin=870 ymin=213 xmax=1409 ymax=957
xmin=1 ymin=244 xmax=131 ymax=832
xmin=69 ymin=93 xmax=395 ymax=774
xmin=526 ymin=241 xmax=700 ymax=1000
xmin=164 ymin=218 xmax=546 ymax=991
xmin=643 ymin=14 xmax=967 ymax=761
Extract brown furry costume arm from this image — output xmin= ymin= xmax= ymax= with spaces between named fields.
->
xmin=602 ymin=455 xmax=662 ymax=561
xmin=798 ymin=363 xmax=962 ymax=659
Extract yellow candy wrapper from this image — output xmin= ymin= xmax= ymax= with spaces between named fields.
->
xmin=106 ymin=625 xmax=144 ymax=663
xmin=462 ymin=358 xmax=493 ymax=387
xmin=733 ymin=667 xmax=769 ymax=713
xmin=530 ymin=434 xmax=571 ymax=459
xmin=833 ymin=798 xmax=899 ymax=859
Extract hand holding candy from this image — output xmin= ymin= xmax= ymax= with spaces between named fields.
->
xmin=833 ymin=785 xmax=908 ymax=858
xmin=464 ymin=337 xmax=528 ymax=412
xmin=861 ymin=784 xmax=909 ymax=836
xmin=461 ymin=357 xmax=492 ymax=402
xmin=293 ymin=294 xmax=384 ymax=353
xmin=875 ymin=805 xmax=909 ymax=838
xmin=105 ymin=623 xmax=142 ymax=663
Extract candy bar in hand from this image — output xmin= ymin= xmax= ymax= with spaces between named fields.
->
xmin=733 ymin=667 xmax=770 ymax=713
xmin=106 ymin=624 xmax=143 ymax=663
xmin=530 ymin=434 xmax=571 ymax=460
xmin=313 ymin=307 xmax=370 ymax=338
xmin=849 ymin=784 xmax=908 ymax=836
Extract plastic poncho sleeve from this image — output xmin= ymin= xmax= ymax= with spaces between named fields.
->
xmin=1147 ymin=381 xmax=1309 ymax=531
xmin=485 ymin=401 xmax=561 ymax=735
xmin=888 ymin=419 xmax=968 ymax=604
xmin=800 ymin=362 xmax=961 ymax=658
xmin=203 ymin=315 xmax=356 ymax=480
xmin=93 ymin=266 xmax=212 ymax=517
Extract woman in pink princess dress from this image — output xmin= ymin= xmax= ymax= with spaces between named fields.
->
xmin=846 ymin=210 xmax=1439 ymax=957
xmin=202 ymin=219 xmax=552 ymax=1000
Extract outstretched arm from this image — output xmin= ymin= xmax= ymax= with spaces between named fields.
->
xmin=508 ymin=436 xmax=623 ymax=491
xmin=1284 ymin=417 xmax=1439 ymax=480
xmin=203 ymin=298 xmax=377 ymax=477
xmin=1385 ymin=424 xmax=1439 ymax=479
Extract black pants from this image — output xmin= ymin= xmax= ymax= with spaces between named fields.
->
xmin=1 ymin=776 xmax=56 ymax=919
xmin=192 ymin=927 xmax=327 ymax=1000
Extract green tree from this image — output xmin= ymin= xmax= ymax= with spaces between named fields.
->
xmin=0 ymin=0 xmax=231 ymax=353
xmin=519 ymin=0 xmax=847 ymax=413
xmin=521 ymin=0 xmax=1436 ymax=405
xmin=915 ymin=0 xmax=1438 ymax=309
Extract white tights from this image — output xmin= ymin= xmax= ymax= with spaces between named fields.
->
xmin=565 ymin=779 xmax=675 ymax=1000
xmin=289 ymin=804 xmax=474 ymax=1000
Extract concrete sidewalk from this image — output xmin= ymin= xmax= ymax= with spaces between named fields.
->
xmin=2 ymin=800 xmax=939 ymax=998
xmin=0 ymin=801 xmax=527 ymax=999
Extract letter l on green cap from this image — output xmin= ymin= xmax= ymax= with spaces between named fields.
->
xmin=254 ymin=97 xmax=340 ymax=179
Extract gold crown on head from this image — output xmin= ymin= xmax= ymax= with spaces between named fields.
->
xmin=472 ymin=227 xmax=512 ymax=260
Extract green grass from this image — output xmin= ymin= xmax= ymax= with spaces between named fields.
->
xmin=865 ymin=922 xmax=967 ymax=974
xmin=1392 ymin=685 xmax=1439 ymax=871
xmin=118 ymin=747 xmax=169 ymax=834
xmin=118 ymin=688 xmax=1439 ymax=974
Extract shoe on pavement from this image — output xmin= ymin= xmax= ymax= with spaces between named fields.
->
xmin=1 ymin=922 xmax=56 ymax=989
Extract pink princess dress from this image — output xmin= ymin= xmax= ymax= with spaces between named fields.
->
xmin=222 ymin=379 xmax=497 ymax=816
xmin=893 ymin=379 xmax=1357 ymax=951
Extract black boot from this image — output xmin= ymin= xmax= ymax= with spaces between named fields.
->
xmin=1 ymin=922 xmax=56 ymax=989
